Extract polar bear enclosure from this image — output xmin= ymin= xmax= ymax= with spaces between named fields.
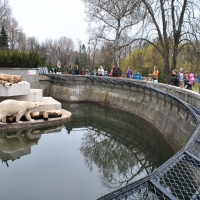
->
xmin=0 ymin=69 xmax=199 ymax=199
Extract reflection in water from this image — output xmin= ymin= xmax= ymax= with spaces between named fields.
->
xmin=80 ymin=130 xmax=142 ymax=189
xmin=0 ymin=102 xmax=175 ymax=200
xmin=61 ymin=102 xmax=175 ymax=191
xmin=0 ymin=126 xmax=62 ymax=167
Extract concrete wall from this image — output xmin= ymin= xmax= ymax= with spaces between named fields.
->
xmin=145 ymin=81 xmax=200 ymax=109
xmin=40 ymin=75 xmax=199 ymax=152
xmin=39 ymin=75 xmax=200 ymax=108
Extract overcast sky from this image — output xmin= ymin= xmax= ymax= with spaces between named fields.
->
xmin=8 ymin=0 xmax=89 ymax=47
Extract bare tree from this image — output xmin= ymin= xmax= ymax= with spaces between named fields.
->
xmin=26 ymin=36 xmax=40 ymax=52
xmin=134 ymin=0 xmax=200 ymax=76
xmin=6 ymin=16 xmax=26 ymax=51
xmin=98 ymin=42 xmax=115 ymax=70
xmin=16 ymin=31 xmax=27 ymax=51
xmin=88 ymin=36 xmax=101 ymax=69
xmin=82 ymin=0 xmax=142 ymax=65
xmin=41 ymin=39 xmax=56 ymax=65
xmin=0 ymin=0 xmax=11 ymax=23
xmin=0 ymin=1 xmax=27 ymax=52
xmin=54 ymin=36 xmax=74 ymax=67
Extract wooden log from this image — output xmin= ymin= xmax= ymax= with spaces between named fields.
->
xmin=46 ymin=110 xmax=62 ymax=118
xmin=6 ymin=115 xmax=28 ymax=123
xmin=6 ymin=115 xmax=16 ymax=123
xmin=30 ymin=111 xmax=43 ymax=119
xmin=43 ymin=111 xmax=48 ymax=121
xmin=30 ymin=110 xmax=62 ymax=119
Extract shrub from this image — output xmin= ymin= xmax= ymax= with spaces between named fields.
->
xmin=0 ymin=50 xmax=46 ymax=68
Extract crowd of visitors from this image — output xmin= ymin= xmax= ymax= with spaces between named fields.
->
xmin=90 ymin=65 xmax=123 ymax=77
xmin=147 ymin=65 xmax=196 ymax=90
xmin=50 ymin=62 xmax=197 ymax=91
xmin=171 ymin=68 xmax=195 ymax=90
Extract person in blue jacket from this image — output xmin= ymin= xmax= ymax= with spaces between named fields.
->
xmin=135 ymin=72 xmax=142 ymax=80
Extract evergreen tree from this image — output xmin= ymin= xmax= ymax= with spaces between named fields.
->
xmin=78 ymin=43 xmax=88 ymax=68
xmin=74 ymin=55 xmax=80 ymax=65
xmin=81 ymin=44 xmax=87 ymax=68
xmin=0 ymin=26 xmax=9 ymax=50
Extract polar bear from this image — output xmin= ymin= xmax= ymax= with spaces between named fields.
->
xmin=0 ymin=73 xmax=22 ymax=84
xmin=0 ymin=99 xmax=39 ymax=123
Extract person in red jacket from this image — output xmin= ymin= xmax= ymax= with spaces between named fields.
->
xmin=80 ymin=67 xmax=85 ymax=75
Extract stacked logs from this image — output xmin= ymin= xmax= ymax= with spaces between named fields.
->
xmin=6 ymin=110 xmax=62 ymax=123
xmin=31 ymin=110 xmax=62 ymax=120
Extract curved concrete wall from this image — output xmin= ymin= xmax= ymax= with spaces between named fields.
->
xmin=40 ymin=75 xmax=199 ymax=152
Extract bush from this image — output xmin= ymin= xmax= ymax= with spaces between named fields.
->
xmin=0 ymin=50 xmax=46 ymax=68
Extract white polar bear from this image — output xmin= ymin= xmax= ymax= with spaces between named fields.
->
xmin=0 ymin=99 xmax=39 ymax=123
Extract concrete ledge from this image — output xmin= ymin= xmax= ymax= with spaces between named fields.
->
xmin=0 ymin=81 xmax=30 ymax=97
xmin=0 ymin=89 xmax=43 ymax=102
xmin=31 ymin=97 xmax=61 ymax=112
xmin=27 ymin=89 xmax=43 ymax=102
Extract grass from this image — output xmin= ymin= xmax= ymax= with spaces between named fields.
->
xmin=192 ymin=82 xmax=200 ymax=93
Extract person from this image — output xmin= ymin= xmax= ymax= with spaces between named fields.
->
xmin=188 ymin=72 xmax=195 ymax=89
xmin=80 ymin=67 xmax=85 ymax=75
xmin=126 ymin=67 xmax=132 ymax=78
xmin=178 ymin=68 xmax=184 ymax=88
xmin=113 ymin=65 xmax=122 ymax=78
xmin=171 ymin=69 xmax=180 ymax=86
xmin=74 ymin=65 xmax=80 ymax=75
xmin=56 ymin=61 xmax=61 ymax=74
xmin=109 ymin=65 xmax=115 ymax=77
xmin=67 ymin=63 xmax=73 ymax=74
xmin=93 ymin=69 xmax=97 ymax=76
xmin=51 ymin=67 xmax=55 ymax=73
xmin=184 ymin=71 xmax=191 ymax=89
xmin=104 ymin=71 xmax=108 ymax=76
xmin=135 ymin=72 xmax=142 ymax=80
xmin=98 ymin=66 xmax=104 ymax=76
xmin=149 ymin=66 xmax=159 ymax=83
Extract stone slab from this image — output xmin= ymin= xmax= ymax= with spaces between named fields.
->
xmin=0 ymin=89 xmax=43 ymax=102
xmin=27 ymin=89 xmax=43 ymax=102
xmin=0 ymin=81 xmax=30 ymax=97
xmin=31 ymin=97 xmax=62 ymax=112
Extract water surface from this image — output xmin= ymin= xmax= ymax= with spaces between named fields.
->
xmin=0 ymin=102 xmax=175 ymax=200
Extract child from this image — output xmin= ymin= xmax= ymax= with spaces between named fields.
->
xmin=135 ymin=72 xmax=142 ymax=80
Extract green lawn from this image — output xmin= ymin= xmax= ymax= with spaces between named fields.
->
xmin=193 ymin=82 xmax=200 ymax=93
